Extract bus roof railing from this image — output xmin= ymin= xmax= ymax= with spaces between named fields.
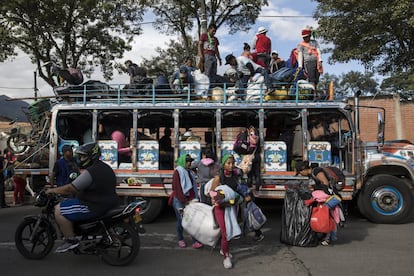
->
xmin=53 ymin=81 xmax=334 ymax=106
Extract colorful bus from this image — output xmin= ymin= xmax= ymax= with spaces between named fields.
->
xmin=12 ymin=86 xmax=414 ymax=223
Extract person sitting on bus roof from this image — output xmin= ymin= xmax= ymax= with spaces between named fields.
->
xmin=170 ymin=65 xmax=194 ymax=95
xmin=224 ymin=53 xmax=271 ymax=99
xmin=124 ymin=60 xmax=147 ymax=85
xmin=48 ymin=63 xmax=84 ymax=86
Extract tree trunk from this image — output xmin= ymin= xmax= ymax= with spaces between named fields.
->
xmin=199 ymin=0 xmax=207 ymax=34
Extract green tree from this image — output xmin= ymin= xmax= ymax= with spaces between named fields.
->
xmin=339 ymin=71 xmax=378 ymax=97
xmin=319 ymin=73 xmax=342 ymax=99
xmin=140 ymin=38 xmax=198 ymax=78
xmin=380 ymin=72 xmax=414 ymax=92
xmin=144 ymin=0 xmax=268 ymax=69
xmin=313 ymin=0 xmax=414 ymax=75
xmin=0 ymin=0 xmax=144 ymax=87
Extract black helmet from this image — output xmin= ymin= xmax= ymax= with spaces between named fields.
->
xmin=75 ymin=142 xmax=101 ymax=169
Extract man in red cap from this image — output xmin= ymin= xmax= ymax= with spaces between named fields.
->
xmin=297 ymin=27 xmax=323 ymax=92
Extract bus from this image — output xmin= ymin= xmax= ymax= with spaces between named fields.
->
xmin=12 ymin=84 xmax=414 ymax=224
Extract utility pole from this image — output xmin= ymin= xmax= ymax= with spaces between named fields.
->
xmin=34 ymin=71 xmax=38 ymax=99
xmin=200 ymin=0 xmax=207 ymax=34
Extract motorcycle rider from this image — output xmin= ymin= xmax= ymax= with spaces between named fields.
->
xmin=46 ymin=142 xmax=119 ymax=253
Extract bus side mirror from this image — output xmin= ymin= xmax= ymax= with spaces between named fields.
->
xmin=377 ymin=112 xmax=384 ymax=146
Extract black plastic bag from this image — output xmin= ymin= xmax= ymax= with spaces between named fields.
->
xmin=280 ymin=184 xmax=318 ymax=247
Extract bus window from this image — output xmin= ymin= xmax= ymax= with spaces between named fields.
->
xmin=178 ymin=110 xmax=216 ymax=163
xmin=307 ymin=111 xmax=351 ymax=169
xmin=56 ymin=111 xmax=93 ymax=146
xmin=264 ymin=111 xmax=302 ymax=171
xmin=221 ymin=110 xmax=260 ymax=184
xmin=137 ymin=110 xmax=173 ymax=170
xmin=98 ymin=111 xmax=133 ymax=165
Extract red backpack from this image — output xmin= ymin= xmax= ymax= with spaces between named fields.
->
xmin=310 ymin=204 xmax=336 ymax=233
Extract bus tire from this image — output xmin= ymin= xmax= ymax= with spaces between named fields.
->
xmin=356 ymin=188 xmax=368 ymax=218
xmin=362 ymin=174 xmax=413 ymax=223
xmin=130 ymin=197 xmax=165 ymax=223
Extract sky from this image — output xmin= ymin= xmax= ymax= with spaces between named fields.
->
xmin=0 ymin=0 xmax=365 ymax=100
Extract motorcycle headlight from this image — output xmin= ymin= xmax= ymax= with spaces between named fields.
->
xmin=34 ymin=191 xmax=48 ymax=207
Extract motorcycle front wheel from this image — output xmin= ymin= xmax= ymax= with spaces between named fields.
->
xmin=7 ymin=133 xmax=29 ymax=154
xmin=15 ymin=218 xmax=55 ymax=259
xmin=101 ymin=222 xmax=140 ymax=266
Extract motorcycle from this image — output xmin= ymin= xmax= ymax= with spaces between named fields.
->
xmin=14 ymin=190 xmax=146 ymax=266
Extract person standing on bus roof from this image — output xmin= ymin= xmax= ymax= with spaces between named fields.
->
xmin=198 ymin=23 xmax=222 ymax=79
xmin=252 ymin=26 xmax=272 ymax=69
xmin=297 ymin=27 xmax=323 ymax=90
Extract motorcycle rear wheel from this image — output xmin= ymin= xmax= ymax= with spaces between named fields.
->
xmin=15 ymin=218 xmax=55 ymax=260
xmin=101 ymin=222 xmax=140 ymax=266
xmin=7 ymin=133 xmax=29 ymax=154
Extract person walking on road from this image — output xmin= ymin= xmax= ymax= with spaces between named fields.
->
xmin=170 ymin=154 xmax=203 ymax=250
xmin=0 ymin=149 xmax=10 ymax=208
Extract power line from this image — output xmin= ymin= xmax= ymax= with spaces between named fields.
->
xmin=0 ymin=86 xmax=33 ymax=90
xmin=259 ymin=15 xmax=313 ymax=18
xmin=141 ymin=14 xmax=313 ymax=25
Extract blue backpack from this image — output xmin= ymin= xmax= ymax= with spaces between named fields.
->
xmin=245 ymin=201 xmax=267 ymax=231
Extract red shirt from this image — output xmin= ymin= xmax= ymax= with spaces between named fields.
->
xmin=254 ymin=34 xmax=271 ymax=54
xmin=200 ymin=33 xmax=219 ymax=56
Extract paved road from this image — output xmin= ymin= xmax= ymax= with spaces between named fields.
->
xmin=1 ymin=200 xmax=414 ymax=275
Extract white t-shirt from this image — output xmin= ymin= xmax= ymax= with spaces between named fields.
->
xmin=236 ymin=56 xmax=263 ymax=76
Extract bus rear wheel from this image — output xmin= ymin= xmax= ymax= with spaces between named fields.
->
xmin=128 ymin=197 xmax=165 ymax=223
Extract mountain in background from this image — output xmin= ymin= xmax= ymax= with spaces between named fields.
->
xmin=0 ymin=95 xmax=30 ymax=122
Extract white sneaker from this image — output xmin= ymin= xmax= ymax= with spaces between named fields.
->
xmin=55 ymin=238 xmax=79 ymax=253
xmin=223 ymin=256 xmax=232 ymax=269
xmin=220 ymin=249 xmax=233 ymax=258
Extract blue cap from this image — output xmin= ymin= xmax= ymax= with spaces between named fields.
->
xmin=179 ymin=66 xmax=187 ymax=73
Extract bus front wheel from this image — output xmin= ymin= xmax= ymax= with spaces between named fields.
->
xmin=361 ymin=174 xmax=413 ymax=223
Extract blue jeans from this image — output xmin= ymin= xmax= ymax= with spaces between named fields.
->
xmin=172 ymin=197 xmax=186 ymax=241
xmin=255 ymin=67 xmax=272 ymax=88
xmin=172 ymin=197 xmax=199 ymax=243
